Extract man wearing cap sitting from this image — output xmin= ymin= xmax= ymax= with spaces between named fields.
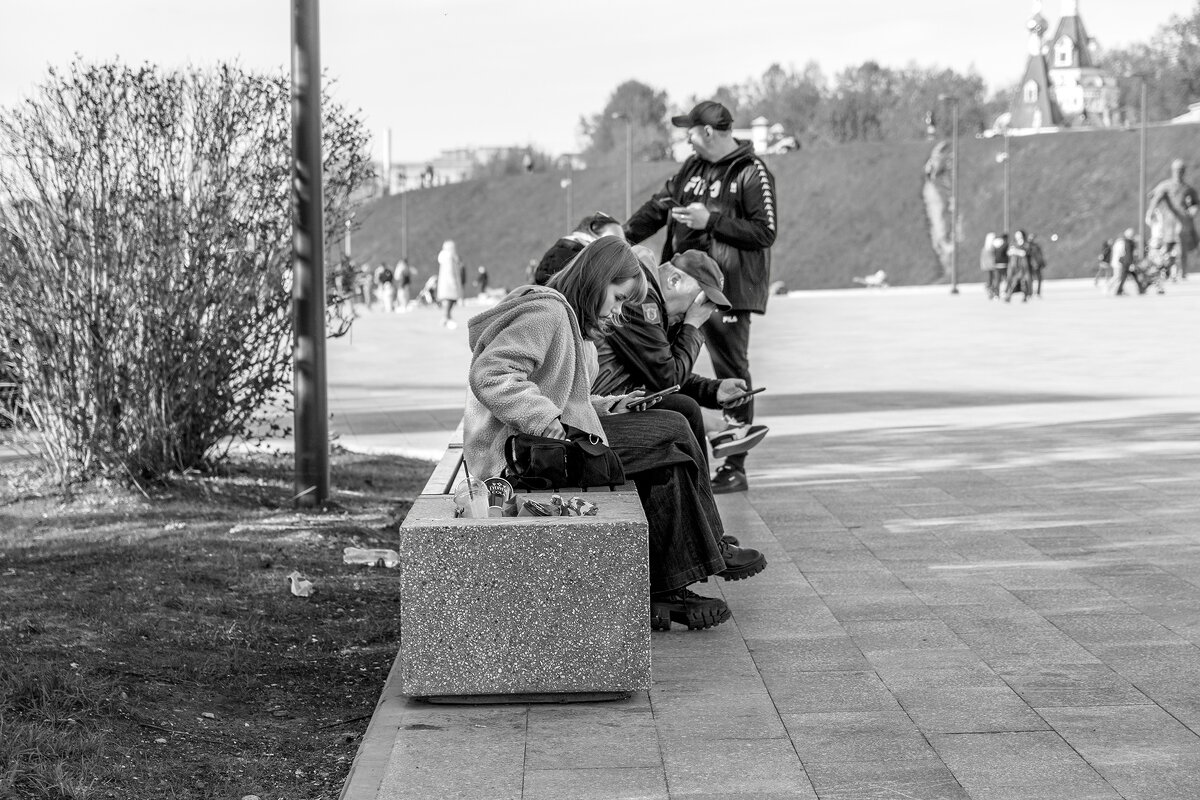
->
xmin=593 ymin=248 xmax=768 ymax=469
xmin=624 ymin=100 xmax=777 ymax=494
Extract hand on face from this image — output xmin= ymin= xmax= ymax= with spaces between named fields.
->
xmin=682 ymin=289 xmax=716 ymax=327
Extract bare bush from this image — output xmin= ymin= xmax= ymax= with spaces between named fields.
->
xmin=0 ymin=60 xmax=373 ymax=485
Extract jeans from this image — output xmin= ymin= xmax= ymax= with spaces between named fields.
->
xmin=600 ymin=407 xmax=725 ymax=593
xmin=655 ymin=393 xmax=710 ymax=473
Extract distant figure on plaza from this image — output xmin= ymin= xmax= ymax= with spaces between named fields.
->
xmin=1004 ymin=229 xmax=1035 ymax=303
xmin=418 ymin=274 xmax=438 ymax=306
xmin=437 ymin=239 xmax=465 ymax=328
xmin=395 ymin=258 xmax=414 ymax=311
xmin=534 ymin=212 xmax=625 ymax=286
xmin=1095 ymin=238 xmax=1114 ymax=287
xmin=988 ymin=232 xmax=1009 ymax=300
xmin=1026 ymin=233 xmax=1047 ymax=297
xmin=1108 ymin=228 xmax=1138 ymax=295
xmin=1146 ymin=158 xmax=1198 ymax=280
xmin=356 ymin=260 xmax=375 ymax=309
xmin=373 ymin=260 xmax=396 ymax=313
xmin=624 ymin=100 xmax=778 ymax=495
xmin=524 ymin=258 xmax=538 ymax=285
xmin=475 ymin=265 xmax=490 ymax=298
xmin=980 ymin=233 xmax=998 ymax=299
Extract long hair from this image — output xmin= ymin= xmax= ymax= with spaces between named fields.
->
xmin=547 ymin=235 xmax=647 ymax=341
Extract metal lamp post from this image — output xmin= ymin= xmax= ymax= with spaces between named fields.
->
xmin=996 ymin=131 xmax=1011 ymax=234
xmin=561 ymin=154 xmax=575 ymax=229
xmin=612 ymin=112 xmax=632 ymax=219
xmin=940 ymin=94 xmax=960 ymax=294
xmin=290 ymin=0 xmax=329 ymax=507
xmin=1137 ymin=75 xmax=1148 ymax=248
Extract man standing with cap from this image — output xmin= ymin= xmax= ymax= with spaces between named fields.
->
xmin=1146 ymin=158 xmax=1198 ymax=281
xmin=624 ymin=100 xmax=777 ymax=494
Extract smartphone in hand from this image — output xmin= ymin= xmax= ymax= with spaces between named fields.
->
xmin=725 ymin=386 xmax=765 ymax=403
xmin=628 ymin=384 xmax=681 ymax=412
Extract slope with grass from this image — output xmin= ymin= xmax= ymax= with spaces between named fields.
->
xmin=355 ymin=123 xmax=1200 ymax=291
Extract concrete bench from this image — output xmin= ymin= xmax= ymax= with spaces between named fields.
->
xmin=397 ymin=425 xmax=651 ymax=702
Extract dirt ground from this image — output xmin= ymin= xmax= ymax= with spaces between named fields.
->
xmin=0 ymin=450 xmax=431 ymax=800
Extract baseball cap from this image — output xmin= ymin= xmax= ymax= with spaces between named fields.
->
xmin=670 ymin=101 xmax=733 ymax=131
xmin=671 ymin=250 xmax=731 ymax=311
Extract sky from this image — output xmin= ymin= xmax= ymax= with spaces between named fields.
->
xmin=1 ymin=0 xmax=1195 ymax=165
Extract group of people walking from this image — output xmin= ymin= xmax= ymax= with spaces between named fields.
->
xmin=1096 ymin=158 xmax=1198 ymax=296
xmin=979 ymin=229 xmax=1046 ymax=302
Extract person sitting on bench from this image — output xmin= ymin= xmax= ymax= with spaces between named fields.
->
xmin=592 ymin=247 xmax=768 ymax=478
xmin=463 ymin=236 xmax=767 ymax=631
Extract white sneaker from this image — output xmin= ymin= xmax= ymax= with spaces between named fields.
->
xmin=443 ymin=319 xmax=458 ymax=329
xmin=710 ymin=425 xmax=769 ymax=459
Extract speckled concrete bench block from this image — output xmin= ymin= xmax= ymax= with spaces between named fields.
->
xmin=398 ymin=491 xmax=651 ymax=698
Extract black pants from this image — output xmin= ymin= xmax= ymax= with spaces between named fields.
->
xmin=600 ymin=408 xmax=725 ymax=593
xmin=702 ymin=310 xmax=753 ymax=469
xmin=656 ymin=393 xmax=709 ymax=473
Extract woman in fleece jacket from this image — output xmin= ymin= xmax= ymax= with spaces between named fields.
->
xmin=464 ymin=236 xmax=766 ymax=631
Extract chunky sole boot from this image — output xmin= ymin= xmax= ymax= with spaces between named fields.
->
xmin=717 ymin=542 xmax=767 ymax=581
xmin=650 ymin=588 xmax=731 ymax=631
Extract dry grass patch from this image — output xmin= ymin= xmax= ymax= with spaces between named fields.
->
xmin=0 ymin=450 xmax=430 ymax=799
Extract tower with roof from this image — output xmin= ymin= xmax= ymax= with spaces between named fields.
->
xmin=1007 ymin=0 xmax=1119 ymax=134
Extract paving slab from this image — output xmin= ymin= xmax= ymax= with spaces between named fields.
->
xmin=337 ymin=281 xmax=1200 ymax=799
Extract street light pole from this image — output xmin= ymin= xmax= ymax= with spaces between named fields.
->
xmin=940 ymin=94 xmax=960 ymax=295
xmin=1138 ymin=77 xmax=1147 ymax=248
xmin=401 ymin=190 xmax=409 ymax=260
xmin=290 ymin=0 xmax=329 ymax=508
xmin=562 ymin=155 xmax=575 ymax=229
xmin=611 ymin=113 xmax=632 ymax=219
xmin=1003 ymin=130 xmax=1011 ymax=234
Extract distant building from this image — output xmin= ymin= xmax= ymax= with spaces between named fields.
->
xmin=378 ymin=145 xmax=523 ymax=195
xmin=670 ymin=116 xmax=798 ymax=162
xmin=1005 ymin=0 xmax=1119 ymax=135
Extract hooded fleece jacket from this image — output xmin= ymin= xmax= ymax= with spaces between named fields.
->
xmin=464 ymin=285 xmax=618 ymax=479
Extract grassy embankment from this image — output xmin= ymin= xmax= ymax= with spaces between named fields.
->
xmin=353 ymin=123 xmax=1200 ymax=291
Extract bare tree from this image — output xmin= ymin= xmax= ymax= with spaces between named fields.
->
xmin=0 ymin=60 xmax=373 ymax=486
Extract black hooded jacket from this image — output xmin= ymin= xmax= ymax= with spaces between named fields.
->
xmin=624 ymin=139 xmax=777 ymax=313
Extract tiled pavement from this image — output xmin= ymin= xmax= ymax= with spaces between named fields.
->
xmin=332 ymin=279 xmax=1200 ymax=800
xmin=4 ymin=280 xmax=1197 ymax=797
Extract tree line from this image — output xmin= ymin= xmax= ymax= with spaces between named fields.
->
xmin=576 ymin=1 xmax=1200 ymax=164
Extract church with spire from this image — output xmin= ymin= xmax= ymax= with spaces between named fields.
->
xmin=1007 ymin=0 xmax=1120 ymax=134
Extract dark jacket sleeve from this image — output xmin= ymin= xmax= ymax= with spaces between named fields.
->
xmin=624 ymin=171 xmax=682 ymax=245
xmin=707 ymin=158 xmax=777 ymax=250
xmin=606 ymin=306 xmax=705 ymax=393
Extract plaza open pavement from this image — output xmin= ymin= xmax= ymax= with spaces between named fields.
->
xmin=327 ymin=277 xmax=1200 ymax=800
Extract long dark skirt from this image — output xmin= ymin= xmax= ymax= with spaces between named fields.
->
xmin=600 ymin=408 xmax=725 ymax=593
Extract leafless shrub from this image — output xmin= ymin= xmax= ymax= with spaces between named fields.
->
xmin=0 ymin=60 xmax=373 ymax=486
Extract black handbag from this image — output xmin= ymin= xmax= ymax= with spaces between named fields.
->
xmin=504 ymin=427 xmax=625 ymax=491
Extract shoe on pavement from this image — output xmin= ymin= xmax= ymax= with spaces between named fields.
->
xmin=711 ymin=464 xmax=747 ymax=494
xmin=710 ymin=424 xmax=769 ymax=459
xmin=650 ymin=587 xmax=731 ymax=631
xmin=717 ymin=538 xmax=767 ymax=581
